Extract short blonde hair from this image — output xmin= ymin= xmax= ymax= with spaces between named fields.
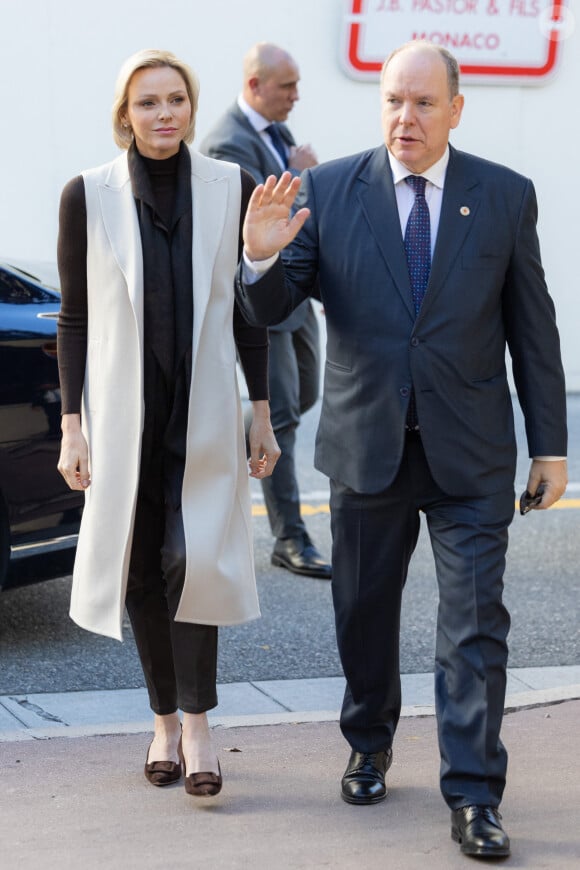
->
xmin=112 ymin=49 xmax=200 ymax=149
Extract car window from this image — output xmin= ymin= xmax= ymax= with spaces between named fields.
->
xmin=0 ymin=269 xmax=55 ymax=305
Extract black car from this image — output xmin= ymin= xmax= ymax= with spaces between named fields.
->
xmin=0 ymin=261 xmax=83 ymax=588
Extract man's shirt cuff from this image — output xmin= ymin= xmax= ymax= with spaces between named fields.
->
xmin=242 ymin=251 xmax=279 ymax=283
xmin=533 ymin=456 xmax=567 ymax=461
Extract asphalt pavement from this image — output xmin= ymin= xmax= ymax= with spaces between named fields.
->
xmin=1 ymin=397 xmax=579 ymax=695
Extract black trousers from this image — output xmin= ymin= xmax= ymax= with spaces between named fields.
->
xmin=329 ymin=432 xmax=514 ymax=809
xmin=261 ymin=304 xmax=320 ymax=541
xmin=125 ymin=463 xmax=218 ymax=717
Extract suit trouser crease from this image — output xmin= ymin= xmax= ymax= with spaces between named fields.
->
xmin=428 ymin=504 xmax=511 ymax=809
xmin=330 ymin=433 xmax=513 ymax=808
xmin=261 ymin=304 xmax=320 ymax=540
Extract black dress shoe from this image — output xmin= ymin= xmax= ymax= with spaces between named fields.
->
xmin=451 ymin=805 xmax=511 ymax=858
xmin=341 ymin=748 xmax=393 ymax=805
xmin=271 ymin=535 xmax=331 ymax=579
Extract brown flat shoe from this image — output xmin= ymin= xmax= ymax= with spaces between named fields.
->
xmin=184 ymin=762 xmax=222 ymax=797
xmin=178 ymin=740 xmax=222 ymax=797
xmin=144 ymin=739 xmax=182 ymax=787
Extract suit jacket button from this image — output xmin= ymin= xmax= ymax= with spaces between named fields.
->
xmin=400 ymin=386 xmax=410 ymax=397
xmin=410 ymin=337 xmax=419 ymax=347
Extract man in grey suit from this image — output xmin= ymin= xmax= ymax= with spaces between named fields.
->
xmin=238 ymin=42 xmax=567 ymax=859
xmin=200 ymin=43 xmax=331 ymax=580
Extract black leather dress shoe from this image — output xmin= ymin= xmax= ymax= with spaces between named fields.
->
xmin=341 ymin=748 xmax=393 ymax=805
xmin=451 ymin=805 xmax=511 ymax=858
xmin=271 ymin=535 xmax=331 ymax=579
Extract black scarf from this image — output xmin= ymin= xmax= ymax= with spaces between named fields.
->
xmin=127 ymin=141 xmax=194 ymax=378
xmin=127 ymin=142 xmax=194 ymax=501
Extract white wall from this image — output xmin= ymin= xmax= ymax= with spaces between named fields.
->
xmin=1 ymin=0 xmax=578 ymax=386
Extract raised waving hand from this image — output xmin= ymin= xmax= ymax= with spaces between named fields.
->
xmin=243 ymin=172 xmax=310 ymax=262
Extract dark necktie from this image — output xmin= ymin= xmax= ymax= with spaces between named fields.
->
xmin=404 ymin=175 xmax=431 ymax=316
xmin=403 ymin=175 xmax=431 ymax=429
xmin=265 ymin=124 xmax=288 ymax=169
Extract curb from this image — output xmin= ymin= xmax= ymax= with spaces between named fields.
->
xmin=2 ymin=683 xmax=579 ymax=743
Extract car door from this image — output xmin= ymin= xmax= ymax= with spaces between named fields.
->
xmin=0 ymin=265 xmax=81 ymax=542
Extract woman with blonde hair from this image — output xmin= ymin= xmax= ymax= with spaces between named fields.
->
xmin=57 ymin=49 xmax=279 ymax=798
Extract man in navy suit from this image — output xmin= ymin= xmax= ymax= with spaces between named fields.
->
xmin=238 ymin=41 xmax=568 ymax=859
xmin=201 ymin=43 xmax=331 ymax=580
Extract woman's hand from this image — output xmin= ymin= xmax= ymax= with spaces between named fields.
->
xmin=247 ymin=401 xmax=281 ymax=479
xmin=57 ymin=414 xmax=91 ymax=490
xmin=243 ymin=172 xmax=310 ymax=262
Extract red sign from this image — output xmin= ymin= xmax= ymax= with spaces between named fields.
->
xmin=342 ymin=0 xmax=571 ymax=84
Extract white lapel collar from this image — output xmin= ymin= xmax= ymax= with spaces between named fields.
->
xmin=190 ymin=150 xmax=229 ymax=365
xmin=97 ymin=153 xmax=144 ymax=327
xmin=93 ymin=150 xmax=232 ymax=366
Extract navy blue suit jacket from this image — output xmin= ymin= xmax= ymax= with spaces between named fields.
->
xmin=237 ymin=145 xmax=567 ymax=495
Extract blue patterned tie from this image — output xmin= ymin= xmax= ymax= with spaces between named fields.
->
xmin=404 ymin=175 xmax=431 ymax=315
xmin=404 ymin=175 xmax=430 ymax=428
xmin=265 ymin=124 xmax=288 ymax=169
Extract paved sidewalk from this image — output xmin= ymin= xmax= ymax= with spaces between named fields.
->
xmin=1 ymin=668 xmax=579 ymax=869
xmin=1 ymin=699 xmax=579 ymax=869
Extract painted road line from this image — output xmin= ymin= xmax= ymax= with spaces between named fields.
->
xmin=252 ymin=504 xmax=329 ymax=516
xmin=548 ymin=499 xmax=580 ymax=509
xmin=251 ymin=498 xmax=580 ymax=517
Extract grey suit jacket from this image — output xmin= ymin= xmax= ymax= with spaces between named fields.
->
xmin=236 ymin=145 xmax=567 ymax=495
xmin=200 ymin=102 xmax=296 ymax=185
xmin=200 ymin=103 xmax=308 ymax=333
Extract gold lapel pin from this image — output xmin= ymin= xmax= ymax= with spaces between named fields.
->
xmin=460 ymin=206 xmax=470 ymax=216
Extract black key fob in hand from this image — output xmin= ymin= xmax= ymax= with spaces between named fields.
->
xmin=519 ymin=485 xmax=545 ymax=515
